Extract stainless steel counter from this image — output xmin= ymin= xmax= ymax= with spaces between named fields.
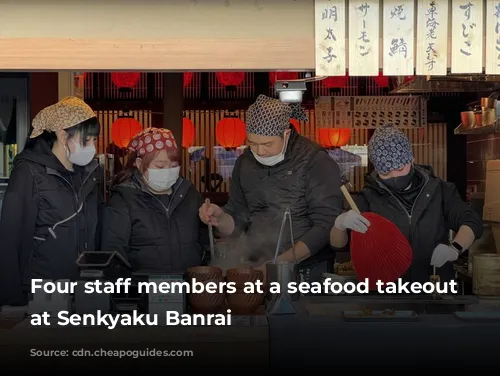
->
xmin=1 ymin=294 xmax=499 ymax=370
xmin=268 ymin=295 xmax=500 ymax=371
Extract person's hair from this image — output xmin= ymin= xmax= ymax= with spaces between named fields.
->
xmin=113 ymin=147 xmax=181 ymax=187
xmin=24 ymin=116 xmax=101 ymax=150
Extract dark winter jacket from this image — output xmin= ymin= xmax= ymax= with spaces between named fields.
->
xmin=353 ymin=165 xmax=483 ymax=284
xmin=100 ymin=170 xmax=209 ymax=272
xmin=0 ymin=138 xmax=103 ymax=306
xmin=224 ymin=127 xmax=343 ymax=266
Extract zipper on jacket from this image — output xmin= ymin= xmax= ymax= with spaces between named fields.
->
xmin=145 ymin=183 xmax=181 ymax=269
xmin=52 ymin=163 xmax=98 ymax=254
xmin=146 ymin=181 xmax=181 ymax=219
xmin=378 ymin=176 xmax=429 ymax=227
xmin=52 ymin=174 xmax=81 ymax=254
xmin=378 ymin=176 xmax=429 ymax=281
xmin=78 ymin=164 xmax=98 ymax=250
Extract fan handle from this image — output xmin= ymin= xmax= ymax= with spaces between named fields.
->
xmin=340 ymin=185 xmax=360 ymax=214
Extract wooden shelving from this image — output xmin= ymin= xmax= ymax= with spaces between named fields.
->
xmin=454 ymin=118 xmax=500 ymax=135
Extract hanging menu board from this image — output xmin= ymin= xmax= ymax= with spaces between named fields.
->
xmin=314 ymin=0 xmax=346 ymax=76
xmin=382 ymin=0 xmax=415 ymax=76
xmin=314 ymin=96 xmax=428 ymax=129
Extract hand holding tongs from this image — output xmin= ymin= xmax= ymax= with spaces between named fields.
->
xmin=272 ymin=206 xmax=297 ymax=264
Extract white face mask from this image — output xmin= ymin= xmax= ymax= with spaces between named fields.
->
xmin=252 ymin=133 xmax=288 ymax=167
xmin=147 ymin=166 xmax=180 ymax=192
xmin=67 ymin=139 xmax=96 ymax=166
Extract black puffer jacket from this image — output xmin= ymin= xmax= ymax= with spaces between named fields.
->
xmin=0 ymin=138 xmax=103 ymax=306
xmin=100 ymin=171 xmax=209 ymax=272
xmin=354 ymin=165 xmax=483 ymax=284
xmin=224 ymin=127 xmax=343 ymax=266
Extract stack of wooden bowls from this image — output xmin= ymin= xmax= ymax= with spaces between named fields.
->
xmin=226 ymin=267 xmax=265 ymax=314
xmin=186 ymin=266 xmax=225 ymax=313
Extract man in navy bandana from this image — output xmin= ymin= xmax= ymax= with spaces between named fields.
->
xmin=199 ymin=95 xmax=343 ymax=280
xmin=330 ymin=123 xmax=483 ymax=284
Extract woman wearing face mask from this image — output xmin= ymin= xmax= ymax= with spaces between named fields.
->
xmin=100 ymin=127 xmax=208 ymax=272
xmin=330 ymin=124 xmax=483 ymax=284
xmin=0 ymin=97 xmax=102 ymax=306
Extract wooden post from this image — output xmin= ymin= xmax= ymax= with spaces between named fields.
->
xmin=162 ymin=73 xmax=184 ymax=148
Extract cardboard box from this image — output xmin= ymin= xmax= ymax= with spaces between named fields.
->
xmin=483 ymin=160 xmax=500 ymax=223
xmin=483 ymin=160 xmax=500 ymax=253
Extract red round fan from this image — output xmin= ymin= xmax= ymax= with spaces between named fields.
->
xmin=341 ymin=186 xmax=413 ymax=291
xmin=350 ymin=212 xmax=412 ymax=290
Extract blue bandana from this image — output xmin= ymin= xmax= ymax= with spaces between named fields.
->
xmin=368 ymin=124 xmax=413 ymax=174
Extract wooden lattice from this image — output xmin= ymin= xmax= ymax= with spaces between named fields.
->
xmin=315 ymin=96 xmax=427 ymax=129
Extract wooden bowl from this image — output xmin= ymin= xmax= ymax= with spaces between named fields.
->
xmin=187 ymin=266 xmax=223 ymax=283
xmin=227 ymin=292 xmax=264 ymax=315
xmin=226 ymin=267 xmax=264 ymax=289
xmin=188 ymin=292 xmax=225 ymax=314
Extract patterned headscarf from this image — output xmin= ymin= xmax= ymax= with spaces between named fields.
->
xmin=368 ymin=123 xmax=413 ymax=174
xmin=128 ymin=127 xmax=178 ymax=157
xmin=246 ymin=94 xmax=308 ymax=137
xmin=30 ymin=96 xmax=96 ymax=138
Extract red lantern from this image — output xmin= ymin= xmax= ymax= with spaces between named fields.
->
xmin=216 ymin=72 xmax=245 ymax=87
xmin=322 ymin=75 xmax=349 ymax=88
xmin=215 ymin=117 xmax=246 ymax=148
xmin=111 ymin=115 xmax=143 ymax=148
xmin=182 ymin=117 xmax=196 ymax=148
xmin=111 ymin=72 xmax=140 ymax=89
xmin=317 ymin=128 xmax=351 ymax=148
xmin=184 ymin=72 xmax=194 ymax=87
xmin=290 ymin=119 xmax=301 ymax=134
xmin=373 ymin=72 xmax=390 ymax=88
xmin=269 ymin=72 xmax=299 ymax=85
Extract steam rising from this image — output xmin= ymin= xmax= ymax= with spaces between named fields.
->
xmin=210 ymin=225 xmax=287 ymax=275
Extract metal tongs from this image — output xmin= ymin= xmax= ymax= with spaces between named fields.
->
xmin=205 ymin=198 xmax=216 ymax=263
xmin=272 ymin=206 xmax=297 ymax=264
xmin=431 ymin=265 xmax=440 ymax=300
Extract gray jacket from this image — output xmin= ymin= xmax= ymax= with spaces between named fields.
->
xmin=224 ymin=127 xmax=343 ymax=266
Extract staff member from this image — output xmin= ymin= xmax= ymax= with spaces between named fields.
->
xmin=0 ymin=97 xmax=102 ymax=306
xmin=100 ymin=127 xmax=208 ymax=272
xmin=330 ymin=124 xmax=483 ymax=284
xmin=199 ymin=95 xmax=343 ymax=280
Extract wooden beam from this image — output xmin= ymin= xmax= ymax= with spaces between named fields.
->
xmin=0 ymin=38 xmax=314 ymax=71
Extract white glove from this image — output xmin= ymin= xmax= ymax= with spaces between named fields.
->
xmin=335 ymin=210 xmax=371 ymax=233
xmin=430 ymin=244 xmax=459 ymax=268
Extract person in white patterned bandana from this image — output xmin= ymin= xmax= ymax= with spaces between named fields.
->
xmin=330 ymin=123 xmax=482 ymax=285
xmin=199 ymin=95 xmax=343 ymax=281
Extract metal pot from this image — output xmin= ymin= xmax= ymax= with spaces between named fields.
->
xmin=266 ymin=261 xmax=300 ymax=301
xmin=481 ymin=97 xmax=496 ymax=109
xmin=482 ymin=108 xmax=496 ymax=126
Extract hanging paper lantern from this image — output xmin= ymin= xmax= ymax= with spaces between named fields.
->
xmin=216 ymin=72 xmax=245 ymax=87
xmin=317 ymin=128 xmax=351 ymax=148
xmin=111 ymin=115 xmax=143 ymax=148
xmin=184 ymin=72 xmax=194 ymax=87
xmin=322 ymin=75 xmax=349 ymax=88
xmin=182 ymin=117 xmax=196 ymax=148
xmin=111 ymin=72 xmax=141 ymax=89
xmin=290 ymin=119 xmax=301 ymax=134
xmin=373 ymin=72 xmax=390 ymax=88
xmin=215 ymin=117 xmax=246 ymax=148
xmin=269 ymin=72 xmax=299 ymax=85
